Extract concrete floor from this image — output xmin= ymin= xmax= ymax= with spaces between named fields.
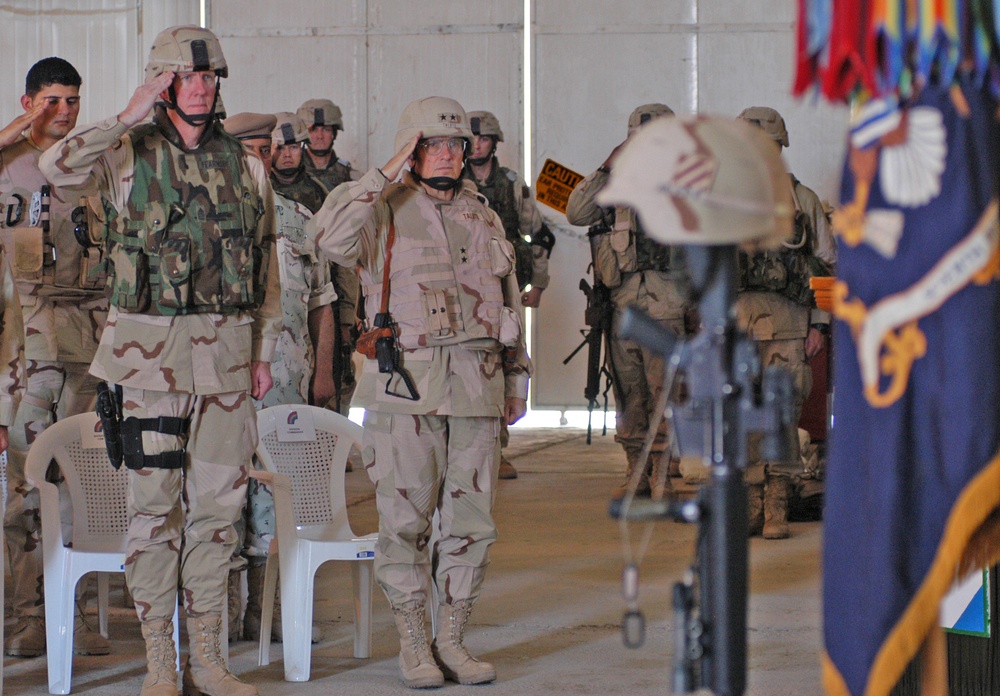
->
xmin=3 ymin=426 xmax=823 ymax=695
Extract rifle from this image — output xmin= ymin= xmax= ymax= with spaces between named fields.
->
xmin=563 ymin=276 xmax=614 ymax=444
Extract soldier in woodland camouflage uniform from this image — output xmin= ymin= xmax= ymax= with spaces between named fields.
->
xmin=0 ymin=57 xmax=111 ymax=658
xmin=41 ymin=26 xmax=281 ymax=696
xmin=296 ymin=98 xmax=359 ymax=419
xmin=566 ymin=103 xmax=688 ymax=499
xmin=269 ymin=111 xmax=328 ymax=214
xmin=307 ymin=96 xmax=531 ymax=689
xmin=737 ymin=106 xmax=835 ymax=540
xmin=464 ymin=110 xmax=554 ymax=480
xmin=222 ymin=112 xmax=336 ymax=644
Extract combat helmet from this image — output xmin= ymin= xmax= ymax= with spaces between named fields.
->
xmin=145 ymin=25 xmax=228 ymax=81
xmin=628 ymin=103 xmax=675 ymax=136
xmin=468 ymin=111 xmax=505 ymax=142
xmin=737 ymin=107 xmax=789 ymax=147
xmin=395 ymin=96 xmax=472 ymax=153
xmin=272 ymin=112 xmax=309 ymax=145
xmin=297 ymin=99 xmax=344 ymax=130
xmin=597 ymin=115 xmax=793 ymax=247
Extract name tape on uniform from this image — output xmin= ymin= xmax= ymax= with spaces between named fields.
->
xmin=535 ymin=159 xmax=583 ymax=215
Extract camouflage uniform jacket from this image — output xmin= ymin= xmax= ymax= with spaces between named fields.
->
xmin=307 ymin=167 xmax=532 ymax=417
xmin=0 ymin=135 xmax=109 ymax=363
xmin=465 ymin=157 xmax=550 ymax=289
xmin=0 ymin=243 xmax=25 ymax=425
xmin=258 ymin=192 xmax=337 ymax=407
xmin=304 ymin=148 xmax=354 ymax=194
xmin=270 ymin=166 xmax=328 ymax=214
xmin=39 ymin=112 xmax=282 ymax=395
xmin=736 ymin=175 xmax=836 ymax=341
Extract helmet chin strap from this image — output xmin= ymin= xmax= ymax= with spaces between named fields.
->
xmin=273 ymin=164 xmax=303 ymax=180
xmin=165 ymin=76 xmax=221 ymax=127
xmin=468 ymin=141 xmax=496 ymax=167
xmin=307 ymin=145 xmax=332 ymax=157
xmin=412 ymin=170 xmax=463 ymax=192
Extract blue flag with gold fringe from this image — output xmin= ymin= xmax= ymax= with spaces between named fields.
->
xmin=824 ymin=76 xmax=1000 ymax=695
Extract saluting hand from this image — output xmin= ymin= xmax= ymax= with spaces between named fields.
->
xmin=118 ymin=72 xmax=175 ymax=128
xmin=381 ymin=133 xmax=422 ymax=182
xmin=0 ymin=100 xmax=46 ymax=149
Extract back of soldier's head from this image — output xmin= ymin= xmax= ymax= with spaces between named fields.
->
xmin=26 ymin=57 xmax=81 ymax=97
xmin=737 ymin=106 xmax=789 ymax=147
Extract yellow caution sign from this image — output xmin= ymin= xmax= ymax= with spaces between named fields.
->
xmin=534 ymin=158 xmax=584 ymax=215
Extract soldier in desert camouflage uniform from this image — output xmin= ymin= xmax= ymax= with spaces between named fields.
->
xmin=566 ymin=103 xmax=689 ymax=499
xmin=736 ymin=106 xmax=835 ymax=540
xmin=307 ymin=96 xmax=531 ymax=689
xmin=464 ymin=110 xmax=554 ymax=480
xmin=41 ymin=26 xmax=281 ymax=696
xmin=270 ymin=111 xmax=327 ymax=214
xmin=222 ymin=111 xmax=336 ymax=643
xmin=296 ymin=98 xmax=360 ymax=418
xmin=0 ymin=56 xmax=110 ymax=658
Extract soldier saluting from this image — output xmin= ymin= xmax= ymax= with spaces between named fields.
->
xmin=41 ymin=26 xmax=281 ymax=696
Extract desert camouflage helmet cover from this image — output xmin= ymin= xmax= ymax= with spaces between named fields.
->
xmin=468 ymin=111 xmax=505 ymax=142
xmin=395 ymin=96 xmax=473 ymax=153
xmin=272 ymin=111 xmax=309 ymax=145
xmin=737 ymin=106 xmax=789 ymax=147
xmin=223 ymin=112 xmax=277 ymax=140
xmin=597 ymin=115 xmax=793 ymax=246
xmin=627 ymin=103 xmax=675 ymax=136
xmin=297 ymin=99 xmax=344 ymax=130
xmin=145 ymin=25 xmax=228 ymax=82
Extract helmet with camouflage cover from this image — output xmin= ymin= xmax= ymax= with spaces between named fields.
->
xmin=297 ymin=98 xmax=344 ymax=130
xmin=627 ymin=103 xmax=675 ymax=136
xmin=597 ymin=115 xmax=793 ymax=246
xmin=395 ymin=96 xmax=473 ymax=153
xmin=145 ymin=25 xmax=228 ymax=82
xmin=468 ymin=111 xmax=504 ymax=142
xmin=737 ymin=106 xmax=789 ymax=147
xmin=272 ymin=111 xmax=309 ymax=145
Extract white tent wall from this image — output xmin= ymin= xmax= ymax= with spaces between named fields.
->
xmin=0 ymin=0 xmax=848 ymax=414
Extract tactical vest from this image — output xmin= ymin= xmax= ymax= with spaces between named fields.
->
xmin=105 ymin=122 xmax=269 ymax=316
xmin=468 ymin=160 xmax=533 ymax=290
xmin=305 ymin=154 xmax=352 ymax=193
xmin=271 ymin=168 xmax=328 ymax=215
xmin=738 ymin=179 xmax=824 ymax=307
xmin=360 ymin=181 xmax=515 ymax=353
xmin=0 ymin=137 xmax=108 ymax=297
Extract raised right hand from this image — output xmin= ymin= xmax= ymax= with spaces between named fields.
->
xmin=118 ymin=72 xmax=175 ymax=128
xmin=381 ymin=133 xmax=422 ymax=182
xmin=0 ymin=100 xmax=46 ymax=148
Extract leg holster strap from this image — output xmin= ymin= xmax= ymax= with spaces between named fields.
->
xmin=121 ymin=415 xmax=190 ymax=470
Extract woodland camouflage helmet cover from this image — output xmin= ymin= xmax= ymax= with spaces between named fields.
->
xmin=468 ymin=111 xmax=504 ymax=142
xmin=271 ymin=111 xmax=309 ymax=145
xmin=395 ymin=96 xmax=473 ymax=152
xmin=144 ymin=25 xmax=228 ymax=82
xmin=598 ymin=115 xmax=793 ymax=247
xmin=297 ymin=98 xmax=344 ymax=130
xmin=627 ymin=103 xmax=675 ymax=136
xmin=737 ymin=106 xmax=789 ymax=147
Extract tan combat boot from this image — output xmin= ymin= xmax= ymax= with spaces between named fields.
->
xmin=392 ymin=602 xmax=444 ymax=689
xmin=611 ymin=451 xmax=650 ymax=499
xmin=763 ymin=475 xmax=791 ymax=540
xmin=4 ymin=615 xmax=46 ymax=657
xmin=747 ymin=483 xmax=765 ymax=537
xmin=648 ymin=454 xmax=674 ymax=499
xmin=226 ymin=569 xmax=243 ymax=643
xmin=498 ymin=455 xmax=518 ymax=480
xmin=182 ymin=615 xmax=258 ymax=696
xmin=432 ymin=601 xmax=496 ymax=685
xmin=140 ymin=618 xmax=178 ymax=696
xmin=242 ymin=560 xmax=266 ymax=641
xmin=74 ymin=608 xmax=112 ymax=655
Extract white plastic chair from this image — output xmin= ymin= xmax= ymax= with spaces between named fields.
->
xmin=253 ymin=404 xmax=376 ymax=682
xmin=25 ymin=412 xmax=178 ymax=694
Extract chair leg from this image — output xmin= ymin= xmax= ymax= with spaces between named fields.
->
xmin=351 ymin=561 xmax=373 ymax=659
xmin=97 ymin=572 xmax=110 ymax=637
xmin=280 ymin=555 xmax=314 ymax=682
xmin=46 ymin=572 xmax=79 ymax=695
xmin=258 ymin=553 xmax=279 ymax=667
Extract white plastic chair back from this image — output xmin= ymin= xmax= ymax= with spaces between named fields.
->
xmin=253 ymin=404 xmax=376 ymax=681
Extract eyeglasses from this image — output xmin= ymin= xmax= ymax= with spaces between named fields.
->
xmin=419 ymin=137 xmax=467 ymax=156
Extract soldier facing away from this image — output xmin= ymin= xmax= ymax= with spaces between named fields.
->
xmin=41 ymin=25 xmax=282 ymax=696
xmin=566 ymin=103 xmax=689 ymax=499
xmin=736 ymin=106 xmax=835 ymax=540
xmin=0 ymin=56 xmax=110 ymax=658
xmin=307 ymin=96 xmax=532 ymax=689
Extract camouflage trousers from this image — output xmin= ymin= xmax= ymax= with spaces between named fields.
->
xmin=4 ymin=360 xmax=98 ymax=618
xmin=122 ymin=388 xmax=256 ymax=622
xmin=362 ymin=411 xmax=500 ymax=608
xmin=609 ymin=272 xmax=687 ymax=462
xmin=746 ymin=338 xmax=812 ymax=483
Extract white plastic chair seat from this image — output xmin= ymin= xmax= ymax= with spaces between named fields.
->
xmin=25 ymin=413 xmax=179 ymax=694
xmin=253 ymin=405 xmax=376 ymax=682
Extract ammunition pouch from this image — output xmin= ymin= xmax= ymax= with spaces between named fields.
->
xmin=357 ymin=325 xmax=393 ymax=359
xmin=738 ymin=249 xmax=817 ymax=307
xmin=531 ymin=223 xmax=556 ymax=258
xmin=120 ymin=415 xmax=189 ymax=471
